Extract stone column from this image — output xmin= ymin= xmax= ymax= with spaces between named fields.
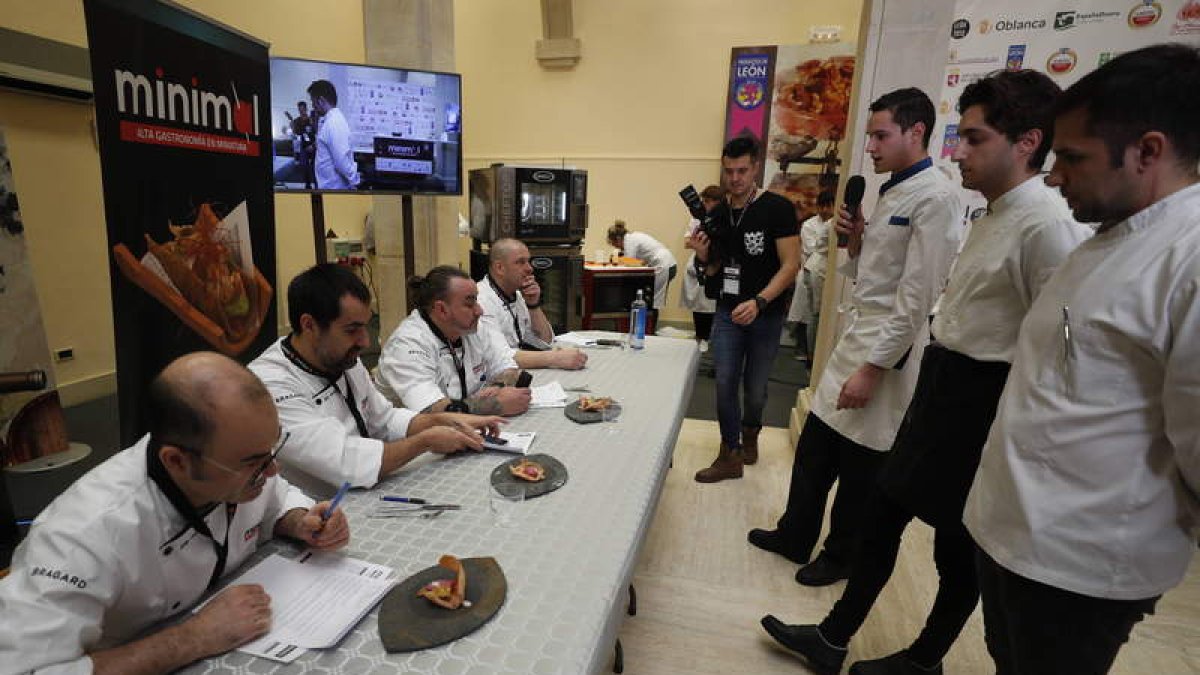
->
xmin=363 ymin=0 xmax=457 ymax=333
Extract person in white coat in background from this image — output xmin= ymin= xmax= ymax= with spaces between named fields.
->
xmin=787 ymin=190 xmax=835 ymax=361
xmin=0 ymin=352 xmax=350 ymax=674
xmin=608 ymin=219 xmax=678 ymax=311
xmin=965 ymin=43 xmax=1200 ymax=675
xmin=749 ymin=87 xmax=963 ymax=587
xmin=680 ymin=184 xmax=723 ymax=353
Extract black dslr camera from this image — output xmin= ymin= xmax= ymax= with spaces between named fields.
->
xmin=679 ymin=184 xmax=724 ymax=299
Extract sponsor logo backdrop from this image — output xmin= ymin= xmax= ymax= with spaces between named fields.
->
xmin=936 ymin=0 xmax=1200 ymax=218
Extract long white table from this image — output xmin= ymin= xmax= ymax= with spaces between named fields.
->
xmin=187 ymin=333 xmax=698 ymax=674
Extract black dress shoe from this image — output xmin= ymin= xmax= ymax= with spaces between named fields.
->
xmin=748 ymin=528 xmax=810 ymax=564
xmin=760 ymin=615 xmax=847 ymax=674
xmin=796 ymin=552 xmax=850 ymax=586
xmin=849 ymin=651 xmax=943 ymax=675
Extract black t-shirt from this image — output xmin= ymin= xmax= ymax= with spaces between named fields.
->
xmin=705 ymin=190 xmax=797 ymax=310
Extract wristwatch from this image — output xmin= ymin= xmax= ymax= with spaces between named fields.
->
xmin=754 ymin=295 xmax=768 ymax=312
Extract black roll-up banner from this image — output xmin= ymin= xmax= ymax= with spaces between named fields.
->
xmin=84 ymin=0 xmax=277 ymax=446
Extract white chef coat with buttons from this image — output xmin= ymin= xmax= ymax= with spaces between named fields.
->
xmin=933 ymin=176 xmax=1092 ymax=362
xmin=249 ymin=336 xmax=417 ymax=489
xmin=476 ymin=274 xmax=549 ymax=349
xmin=377 ymin=309 xmax=518 ymax=411
xmin=0 ymin=437 xmax=312 ymax=674
xmin=965 ymin=181 xmax=1200 ymax=600
xmin=810 ymin=159 xmax=963 ymax=451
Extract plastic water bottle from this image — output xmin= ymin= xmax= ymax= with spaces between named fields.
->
xmin=629 ymin=289 xmax=647 ymax=350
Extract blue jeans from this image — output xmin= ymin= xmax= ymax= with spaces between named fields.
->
xmin=711 ymin=304 xmax=785 ymax=446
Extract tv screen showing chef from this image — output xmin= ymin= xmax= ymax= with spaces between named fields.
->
xmin=269 ymin=56 xmax=462 ymax=195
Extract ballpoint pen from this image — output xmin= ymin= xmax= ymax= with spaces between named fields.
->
xmin=380 ymin=496 xmax=427 ymax=504
xmin=323 ymin=481 xmax=351 ymax=524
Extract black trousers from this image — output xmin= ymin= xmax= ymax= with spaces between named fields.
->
xmin=692 ymin=312 xmax=714 ymax=341
xmin=975 ymin=547 xmax=1159 ymax=675
xmin=819 ymin=491 xmax=977 ymax=667
xmin=777 ymin=413 xmax=884 ymax=565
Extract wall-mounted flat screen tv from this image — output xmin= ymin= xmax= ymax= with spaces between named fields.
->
xmin=269 ymin=56 xmax=461 ymax=195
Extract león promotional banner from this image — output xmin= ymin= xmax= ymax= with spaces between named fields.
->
xmin=83 ymin=0 xmax=276 ymax=445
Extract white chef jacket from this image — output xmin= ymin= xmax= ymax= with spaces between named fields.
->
xmin=788 ymin=214 xmax=832 ymax=322
xmin=965 ymin=181 xmax=1200 ymax=601
xmin=248 ymin=336 xmax=417 ymax=489
xmin=622 ymin=231 xmax=678 ymax=309
xmin=314 ymin=107 xmax=359 ymax=190
xmin=476 ymin=274 xmax=550 ymax=349
xmin=810 ymin=159 xmax=963 ymax=451
xmin=0 ymin=437 xmax=312 ymax=674
xmin=933 ymin=176 xmax=1092 ymax=362
xmin=377 ymin=309 xmax=518 ymax=411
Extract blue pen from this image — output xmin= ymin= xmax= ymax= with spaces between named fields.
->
xmin=323 ymin=481 xmax=352 ymax=523
xmin=380 ymin=496 xmax=427 ymax=504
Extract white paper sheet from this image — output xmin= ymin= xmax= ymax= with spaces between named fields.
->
xmin=530 ymin=382 xmax=568 ymax=408
xmin=212 ymin=553 xmax=395 ymax=649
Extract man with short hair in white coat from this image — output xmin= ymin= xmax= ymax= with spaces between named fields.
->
xmin=0 ymin=352 xmax=350 ymax=674
xmin=476 ymin=238 xmax=587 ymax=369
xmin=249 ymin=264 xmax=503 ymax=491
xmin=966 ymin=44 xmax=1200 ymax=674
xmin=749 ymin=87 xmax=963 ymax=587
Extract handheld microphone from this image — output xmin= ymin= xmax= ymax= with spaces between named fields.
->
xmin=839 ymin=175 xmax=866 ymax=247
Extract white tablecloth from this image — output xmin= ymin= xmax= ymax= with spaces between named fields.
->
xmin=185 ymin=333 xmax=698 ymax=674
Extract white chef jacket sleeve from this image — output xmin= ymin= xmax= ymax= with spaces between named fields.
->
xmin=1017 ymin=217 xmax=1090 ymax=306
xmin=328 ymin=117 xmax=358 ymax=187
xmin=258 ymin=374 xmax=387 ymax=488
xmin=0 ymin=524 xmax=119 ymax=674
xmin=867 ymin=191 xmax=962 ymax=368
xmin=1164 ymin=275 xmax=1200 ymax=532
xmin=258 ymin=474 xmax=316 ymax=536
xmin=485 ymin=325 xmax=519 ymax=378
xmin=379 ymin=332 xmax=448 ymax=413
xmin=360 ymin=376 xmax=417 ymax=442
xmin=477 ymin=304 xmax=515 ymax=349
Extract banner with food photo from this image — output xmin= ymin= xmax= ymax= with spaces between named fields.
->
xmin=724 ymin=44 xmax=855 ymax=221
xmin=83 ymin=0 xmax=275 ymax=445
xmin=761 ymin=44 xmax=855 ymax=224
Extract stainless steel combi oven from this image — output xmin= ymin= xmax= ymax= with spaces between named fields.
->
xmin=468 ymin=165 xmax=587 ymax=245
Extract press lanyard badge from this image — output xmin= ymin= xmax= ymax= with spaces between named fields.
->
xmin=723 ymin=265 xmax=741 ymax=296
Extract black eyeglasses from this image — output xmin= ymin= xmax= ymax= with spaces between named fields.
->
xmin=163 ymin=428 xmax=290 ymax=486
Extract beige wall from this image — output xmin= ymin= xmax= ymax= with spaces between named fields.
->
xmin=0 ymin=0 xmax=372 ymax=400
xmin=2 ymin=0 xmax=864 ymax=401
xmin=453 ymin=0 xmax=864 ymax=323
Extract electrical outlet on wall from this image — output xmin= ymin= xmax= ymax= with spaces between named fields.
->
xmin=809 ymin=25 xmax=842 ymax=43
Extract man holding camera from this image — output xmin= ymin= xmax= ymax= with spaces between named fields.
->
xmin=690 ymin=136 xmax=801 ymax=483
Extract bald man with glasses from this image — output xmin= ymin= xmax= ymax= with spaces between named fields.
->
xmin=0 ymin=352 xmax=350 ymax=674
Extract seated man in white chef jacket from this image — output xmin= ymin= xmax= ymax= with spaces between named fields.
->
xmin=378 ymin=265 xmax=532 ymax=416
xmin=476 ymin=238 xmax=587 ymax=369
xmin=0 ymin=352 xmax=350 ymax=674
xmin=250 ymin=264 xmax=503 ymax=491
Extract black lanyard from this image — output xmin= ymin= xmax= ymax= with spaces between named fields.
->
xmin=487 ymin=274 xmax=524 ymax=344
xmin=147 ymin=440 xmax=238 ymax=591
xmin=280 ymin=336 xmax=368 ymax=437
xmin=418 ymin=309 xmax=469 ymax=403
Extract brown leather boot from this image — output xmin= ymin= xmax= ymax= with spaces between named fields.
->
xmin=695 ymin=442 xmax=744 ymax=483
xmin=741 ymin=425 xmax=761 ymax=465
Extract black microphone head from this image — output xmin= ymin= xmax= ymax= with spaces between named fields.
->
xmin=844 ymin=175 xmax=866 ymax=208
